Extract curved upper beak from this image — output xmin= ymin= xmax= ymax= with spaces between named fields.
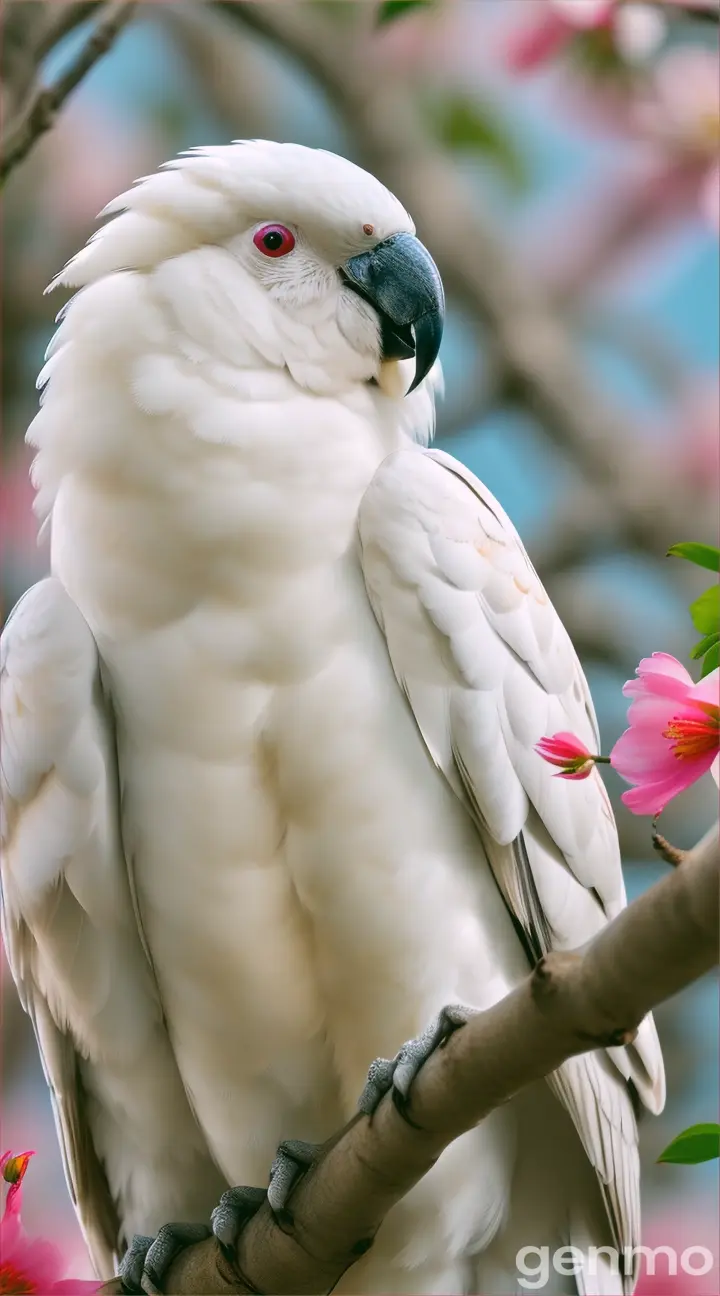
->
xmin=342 ymin=232 xmax=445 ymax=394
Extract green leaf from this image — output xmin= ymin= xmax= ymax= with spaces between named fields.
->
xmin=690 ymin=631 xmax=720 ymax=661
xmin=430 ymin=93 xmax=527 ymax=190
xmin=689 ymin=585 xmax=720 ymax=636
xmin=376 ymin=0 xmax=433 ymax=26
xmin=701 ymin=641 xmax=720 ymax=677
xmin=658 ymin=1123 xmax=720 ymax=1165
xmin=668 ymin=542 xmax=720 ymax=574
xmin=570 ymin=25 xmax=629 ymax=80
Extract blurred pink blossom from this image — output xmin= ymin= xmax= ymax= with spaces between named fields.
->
xmin=610 ymin=655 xmax=720 ymax=814
xmin=634 ymin=45 xmax=720 ymax=229
xmin=507 ymin=0 xmax=718 ymax=75
xmin=663 ymin=375 xmax=720 ymax=497
xmin=0 ymin=1149 xmax=101 ymax=1294
xmin=635 ymin=1203 xmax=720 ymax=1294
xmin=506 ymin=0 xmax=615 ymax=72
xmin=0 ymin=1080 xmax=97 ymax=1281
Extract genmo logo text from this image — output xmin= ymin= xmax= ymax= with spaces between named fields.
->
xmin=516 ymin=1244 xmax=715 ymax=1289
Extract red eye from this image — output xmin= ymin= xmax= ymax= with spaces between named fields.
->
xmin=253 ymin=224 xmax=296 ymax=258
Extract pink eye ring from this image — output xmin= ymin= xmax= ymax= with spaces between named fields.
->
xmin=253 ymin=224 xmax=296 ymax=258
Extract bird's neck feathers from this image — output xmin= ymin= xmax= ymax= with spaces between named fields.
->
xmin=27 ymin=250 xmax=438 ymax=551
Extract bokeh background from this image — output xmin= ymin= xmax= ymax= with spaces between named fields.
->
xmin=1 ymin=1 xmax=718 ymax=1290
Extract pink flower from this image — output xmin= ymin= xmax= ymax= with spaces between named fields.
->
xmin=1 ymin=1150 xmax=101 ymax=1295
xmin=535 ymin=731 xmax=598 ymax=779
xmin=611 ymin=655 xmax=720 ymax=815
xmin=507 ymin=0 xmax=616 ymax=72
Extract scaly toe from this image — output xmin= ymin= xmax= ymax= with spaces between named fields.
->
xmin=211 ymin=1185 xmax=267 ymax=1256
xmin=119 ymin=1235 xmax=154 ymax=1294
xmin=357 ymin=1055 xmax=398 ymax=1116
xmin=267 ymin=1138 xmax=321 ymax=1220
xmin=392 ymin=1004 xmax=473 ymax=1118
xmin=141 ymin=1222 xmax=211 ymax=1295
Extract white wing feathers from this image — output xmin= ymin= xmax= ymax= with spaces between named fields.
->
xmin=358 ymin=449 xmax=664 ymax=1285
xmin=0 ymin=579 xmax=222 ymax=1276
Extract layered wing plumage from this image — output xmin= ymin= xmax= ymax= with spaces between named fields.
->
xmin=358 ymin=449 xmax=665 ymax=1289
xmin=0 ymin=579 xmax=223 ymax=1276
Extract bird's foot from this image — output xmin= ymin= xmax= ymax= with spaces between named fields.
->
xmin=118 ymin=1223 xmax=211 ymax=1295
xmin=267 ymin=1138 xmax=322 ymax=1225
xmin=212 ymin=1138 xmax=321 ymax=1257
xmin=358 ymin=1003 xmax=475 ymax=1125
xmin=211 ymin=1184 xmax=268 ymax=1259
xmin=118 ymin=1138 xmax=323 ymax=1292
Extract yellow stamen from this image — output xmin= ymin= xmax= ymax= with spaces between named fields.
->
xmin=0 ymin=1264 xmax=38 ymax=1294
xmin=664 ymin=712 xmax=719 ymax=761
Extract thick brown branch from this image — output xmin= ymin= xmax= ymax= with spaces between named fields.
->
xmin=0 ymin=0 xmax=136 ymax=186
xmin=101 ymin=823 xmax=719 ymax=1295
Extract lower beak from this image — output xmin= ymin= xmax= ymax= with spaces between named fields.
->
xmin=342 ymin=232 xmax=445 ymax=393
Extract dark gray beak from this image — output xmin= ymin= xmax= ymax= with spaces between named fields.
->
xmin=342 ymin=232 xmax=445 ymax=393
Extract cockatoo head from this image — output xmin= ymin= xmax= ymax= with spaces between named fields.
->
xmin=50 ymin=141 xmax=444 ymax=398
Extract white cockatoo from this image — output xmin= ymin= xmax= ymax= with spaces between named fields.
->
xmin=1 ymin=141 xmax=664 ymax=1296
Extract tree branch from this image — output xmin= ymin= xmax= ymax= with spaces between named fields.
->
xmin=101 ymin=822 xmax=719 ymax=1296
xmin=0 ymin=0 xmax=137 ymax=186
xmin=35 ymin=2 xmax=104 ymax=61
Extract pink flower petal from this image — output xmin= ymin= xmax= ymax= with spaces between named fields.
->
xmin=688 ymin=667 xmax=720 ymax=710
xmin=618 ymin=746 xmax=718 ymax=813
xmin=610 ymin=731 xmax=675 ymax=782
xmin=624 ymin=694 xmax=684 ymax=731
xmin=0 ymin=1223 xmax=66 ymax=1292
xmin=622 ymin=653 xmax=694 ymax=703
xmin=621 ymin=777 xmax=685 ymax=815
xmin=555 ymin=764 xmax=594 ymax=780
xmin=637 ymin=652 xmax=693 ymax=683
xmin=537 ymin=731 xmax=590 ymax=760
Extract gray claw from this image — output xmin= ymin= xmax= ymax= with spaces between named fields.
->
xmin=211 ymin=1185 xmax=267 ymax=1254
xmin=357 ymin=1056 xmax=397 ymax=1116
xmin=119 ymin=1235 xmax=154 ymax=1293
xmin=267 ymin=1138 xmax=320 ymax=1219
xmin=119 ymin=1223 xmax=211 ymax=1295
xmin=359 ymin=1004 xmax=474 ymax=1125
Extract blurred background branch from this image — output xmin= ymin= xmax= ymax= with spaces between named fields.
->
xmin=0 ymin=0 xmax=137 ymax=184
